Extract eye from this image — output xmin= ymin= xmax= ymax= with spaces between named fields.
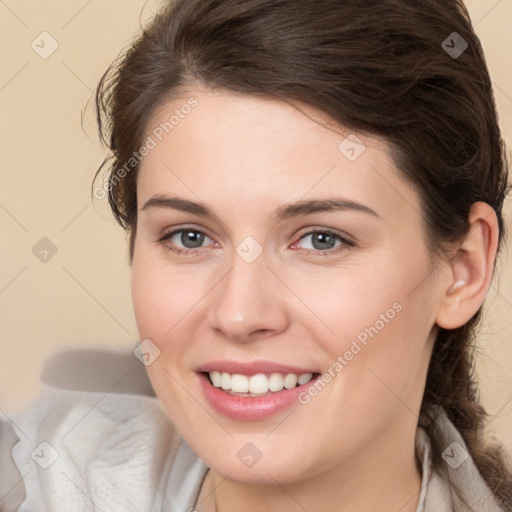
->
xmin=157 ymin=228 xmax=216 ymax=255
xmin=155 ymin=226 xmax=354 ymax=257
xmin=292 ymin=229 xmax=354 ymax=255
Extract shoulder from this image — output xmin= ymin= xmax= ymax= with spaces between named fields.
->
xmin=6 ymin=349 xmax=182 ymax=512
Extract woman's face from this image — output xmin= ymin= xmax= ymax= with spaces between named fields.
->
xmin=131 ymin=88 xmax=444 ymax=484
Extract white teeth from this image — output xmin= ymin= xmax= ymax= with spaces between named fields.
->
xmin=283 ymin=374 xmax=298 ymax=389
xmin=298 ymin=372 xmax=313 ymax=385
xmin=249 ymin=374 xmax=268 ymax=393
xmin=268 ymin=373 xmax=284 ymax=392
xmin=210 ymin=371 xmax=221 ymax=387
xmin=231 ymin=374 xmax=249 ymax=393
xmin=220 ymin=372 xmax=231 ymax=390
xmin=208 ymin=371 xmax=314 ymax=394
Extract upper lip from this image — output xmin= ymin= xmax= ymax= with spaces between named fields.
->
xmin=196 ymin=360 xmax=318 ymax=376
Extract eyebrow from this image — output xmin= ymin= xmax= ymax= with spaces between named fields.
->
xmin=141 ymin=195 xmax=381 ymax=222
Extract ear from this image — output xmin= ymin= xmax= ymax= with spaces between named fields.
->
xmin=435 ymin=201 xmax=500 ymax=330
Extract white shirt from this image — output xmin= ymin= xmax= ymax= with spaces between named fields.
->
xmin=1 ymin=385 xmax=506 ymax=512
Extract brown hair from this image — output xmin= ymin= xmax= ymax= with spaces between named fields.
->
xmin=92 ymin=0 xmax=512 ymax=508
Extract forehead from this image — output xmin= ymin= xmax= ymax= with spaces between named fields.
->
xmin=137 ymin=88 xmax=421 ymax=223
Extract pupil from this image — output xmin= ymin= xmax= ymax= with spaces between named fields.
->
xmin=313 ymin=233 xmax=335 ymax=250
xmin=182 ymin=230 xmax=204 ymax=248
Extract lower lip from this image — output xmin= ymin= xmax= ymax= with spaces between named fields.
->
xmin=197 ymin=372 xmax=320 ymax=420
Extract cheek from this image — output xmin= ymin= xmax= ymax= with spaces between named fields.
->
xmin=131 ymin=254 xmax=206 ymax=342
xmin=286 ymin=257 xmax=409 ymax=343
xmin=300 ymin=256 xmax=435 ymax=399
xmin=130 ymin=258 xmax=205 ymax=419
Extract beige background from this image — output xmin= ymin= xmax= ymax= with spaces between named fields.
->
xmin=0 ymin=0 xmax=511 ymax=453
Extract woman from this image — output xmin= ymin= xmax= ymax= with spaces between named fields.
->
xmin=3 ymin=0 xmax=511 ymax=510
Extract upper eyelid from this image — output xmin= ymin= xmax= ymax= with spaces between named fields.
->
xmin=159 ymin=226 xmax=215 ymax=242
xmin=292 ymin=229 xmax=354 ymax=249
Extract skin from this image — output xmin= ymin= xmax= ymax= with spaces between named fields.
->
xmin=130 ymin=87 xmax=499 ymax=512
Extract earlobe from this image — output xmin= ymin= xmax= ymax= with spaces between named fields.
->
xmin=435 ymin=202 xmax=499 ymax=330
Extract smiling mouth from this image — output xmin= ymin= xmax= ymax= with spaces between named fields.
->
xmin=203 ymin=371 xmax=320 ymax=397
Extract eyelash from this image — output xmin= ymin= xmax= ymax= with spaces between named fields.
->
xmin=156 ymin=227 xmax=355 ymax=257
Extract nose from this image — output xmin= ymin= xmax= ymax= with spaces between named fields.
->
xmin=207 ymin=248 xmax=289 ymax=343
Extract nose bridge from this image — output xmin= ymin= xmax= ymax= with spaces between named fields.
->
xmin=208 ymin=243 xmax=287 ymax=340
